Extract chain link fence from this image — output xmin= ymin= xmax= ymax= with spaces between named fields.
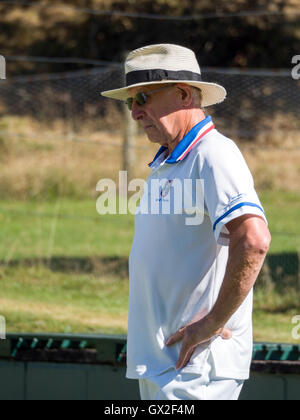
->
xmin=0 ymin=65 xmax=299 ymax=141
xmin=0 ymin=65 xmax=299 ymax=289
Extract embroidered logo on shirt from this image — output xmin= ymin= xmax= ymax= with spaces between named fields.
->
xmin=159 ymin=180 xmax=174 ymax=200
xmin=224 ymin=193 xmax=247 ymax=211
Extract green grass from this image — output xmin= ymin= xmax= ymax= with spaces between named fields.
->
xmin=0 ymin=263 xmax=299 ymax=342
xmin=0 ymin=190 xmax=299 ymax=261
xmin=0 ymin=190 xmax=299 ymax=342
xmin=259 ymin=190 xmax=300 ymax=253
xmin=253 ymin=286 xmax=300 ymax=343
xmin=0 ymin=199 xmax=135 ymax=260
xmin=0 ymin=264 xmax=129 ymax=335
xmin=253 ymin=310 xmax=299 ymax=343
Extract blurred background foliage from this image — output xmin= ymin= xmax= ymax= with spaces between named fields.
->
xmin=0 ymin=0 xmax=299 ymax=75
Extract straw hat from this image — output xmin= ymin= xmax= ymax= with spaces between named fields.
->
xmin=101 ymin=44 xmax=226 ymax=107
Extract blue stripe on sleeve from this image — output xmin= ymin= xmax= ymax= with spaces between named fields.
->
xmin=213 ymin=202 xmax=265 ymax=231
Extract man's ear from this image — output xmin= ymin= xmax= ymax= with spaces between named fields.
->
xmin=176 ymin=84 xmax=193 ymax=107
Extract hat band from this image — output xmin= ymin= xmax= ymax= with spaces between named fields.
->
xmin=126 ymin=69 xmax=202 ymax=86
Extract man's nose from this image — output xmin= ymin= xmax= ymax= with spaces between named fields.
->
xmin=131 ymin=101 xmax=145 ymax=121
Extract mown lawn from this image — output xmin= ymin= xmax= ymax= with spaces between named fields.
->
xmin=0 ymin=263 xmax=299 ymax=343
xmin=260 ymin=190 xmax=300 ymax=253
xmin=0 ymin=190 xmax=299 ymax=259
xmin=0 ymin=190 xmax=299 ymax=342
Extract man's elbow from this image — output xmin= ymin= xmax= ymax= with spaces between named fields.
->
xmin=245 ymin=228 xmax=271 ymax=256
xmin=257 ymin=231 xmax=271 ymax=255
xmin=228 ymin=215 xmax=271 ymax=257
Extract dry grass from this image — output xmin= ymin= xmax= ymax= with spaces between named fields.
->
xmin=243 ymin=148 xmax=300 ymax=191
xmin=238 ymin=113 xmax=300 ymax=191
xmin=0 ymin=261 xmax=130 ymax=334
xmin=253 ymin=113 xmax=300 ymax=148
xmin=0 ymin=297 xmax=128 ymax=334
xmin=0 ymin=297 xmax=128 ymax=329
xmin=0 ymin=115 xmax=299 ymax=200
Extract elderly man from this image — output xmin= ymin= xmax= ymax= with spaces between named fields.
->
xmin=102 ymin=44 xmax=271 ymax=401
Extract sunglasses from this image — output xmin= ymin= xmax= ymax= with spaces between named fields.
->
xmin=125 ymin=85 xmax=174 ymax=111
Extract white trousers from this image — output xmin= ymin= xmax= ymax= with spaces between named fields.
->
xmin=139 ymin=354 xmax=244 ymax=401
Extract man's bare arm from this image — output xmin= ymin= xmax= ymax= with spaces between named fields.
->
xmin=166 ymin=215 xmax=271 ymax=370
xmin=205 ymin=215 xmax=271 ymax=329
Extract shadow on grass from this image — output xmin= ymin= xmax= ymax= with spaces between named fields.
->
xmin=255 ymin=253 xmax=300 ymax=314
xmin=0 ymin=256 xmax=129 ymax=279
xmin=259 ymin=253 xmax=299 ymax=289
xmin=1 ymin=252 xmax=299 ymax=290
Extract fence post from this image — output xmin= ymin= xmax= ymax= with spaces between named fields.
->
xmin=0 ymin=55 xmax=6 ymax=80
xmin=122 ymin=95 xmax=137 ymax=183
xmin=122 ymin=51 xmax=137 ymax=183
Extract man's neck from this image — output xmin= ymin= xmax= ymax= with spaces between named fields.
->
xmin=166 ymin=110 xmax=206 ymax=155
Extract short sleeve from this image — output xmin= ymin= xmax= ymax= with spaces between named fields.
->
xmin=199 ymin=135 xmax=268 ymax=245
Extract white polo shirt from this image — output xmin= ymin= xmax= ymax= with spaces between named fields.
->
xmin=126 ymin=116 xmax=267 ymax=380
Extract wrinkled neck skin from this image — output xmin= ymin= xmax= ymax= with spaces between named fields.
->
xmin=163 ymin=108 xmax=206 ymax=155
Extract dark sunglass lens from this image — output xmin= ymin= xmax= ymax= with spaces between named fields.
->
xmin=126 ymin=98 xmax=133 ymax=110
xmin=136 ymin=93 xmax=147 ymax=105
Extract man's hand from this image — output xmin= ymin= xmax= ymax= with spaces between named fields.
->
xmin=166 ymin=215 xmax=270 ymax=371
xmin=166 ymin=317 xmax=232 ymax=370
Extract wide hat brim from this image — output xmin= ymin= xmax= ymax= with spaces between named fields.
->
xmin=101 ymin=80 xmax=227 ymax=108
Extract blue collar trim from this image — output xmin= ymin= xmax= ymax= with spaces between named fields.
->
xmin=149 ymin=116 xmax=213 ymax=167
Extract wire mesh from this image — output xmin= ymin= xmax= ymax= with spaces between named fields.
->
xmin=0 ymin=66 xmax=299 ymax=141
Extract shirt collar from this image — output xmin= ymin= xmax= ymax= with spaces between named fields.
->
xmin=148 ymin=116 xmax=215 ymax=168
